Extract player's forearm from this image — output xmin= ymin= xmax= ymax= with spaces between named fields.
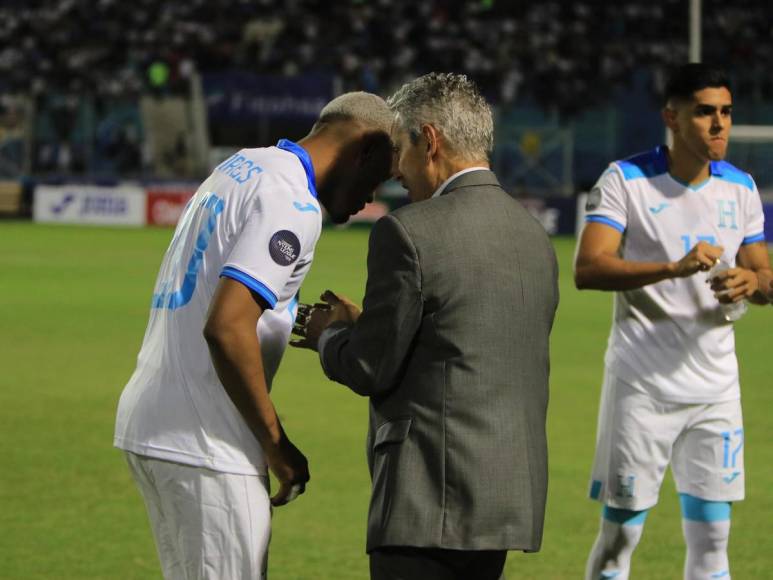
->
xmin=204 ymin=326 xmax=282 ymax=448
xmin=574 ymin=254 xmax=677 ymax=291
xmin=749 ymin=268 xmax=773 ymax=305
xmin=766 ymin=270 xmax=773 ymax=302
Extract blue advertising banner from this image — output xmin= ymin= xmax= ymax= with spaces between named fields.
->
xmin=520 ymin=197 xmax=578 ymax=236
xmin=203 ymin=72 xmax=335 ymax=122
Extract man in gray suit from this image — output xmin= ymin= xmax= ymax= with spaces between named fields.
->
xmin=293 ymin=73 xmax=559 ymax=580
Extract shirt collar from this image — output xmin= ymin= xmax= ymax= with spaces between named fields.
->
xmin=431 ymin=167 xmax=490 ymax=198
xmin=654 ymin=145 xmax=672 ymax=175
xmin=276 ymin=139 xmax=318 ymax=198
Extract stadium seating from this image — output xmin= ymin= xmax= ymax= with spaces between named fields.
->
xmin=2 ymin=0 xmax=773 ymax=187
xmin=1 ymin=0 xmax=772 ymax=105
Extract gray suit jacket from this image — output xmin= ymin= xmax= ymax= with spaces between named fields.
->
xmin=320 ymin=170 xmax=559 ymax=553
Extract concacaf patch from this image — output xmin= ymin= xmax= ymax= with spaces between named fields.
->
xmin=585 ymin=187 xmax=602 ymax=211
xmin=269 ymin=230 xmax=300 ymax=266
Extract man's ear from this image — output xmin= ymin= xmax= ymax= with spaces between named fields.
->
xmin=662 ymin=107 xmax=679 ymax=135
xmin=421 ymin=124 xmax=440 ymax=161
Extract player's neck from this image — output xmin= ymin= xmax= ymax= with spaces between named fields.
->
xmin=296 ymin=135 xmax=334 ymax=185
xmin=666 ymin=144 xmax=711 ymax=186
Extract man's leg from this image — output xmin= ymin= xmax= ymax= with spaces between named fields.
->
xmin=585 ymin=506 xmax=648 ymax=580
xmin=672 ymin=399 xmax=744 ymax=580
xmin=462 ymin=550 xmax=507 ymax=580
xmin=126 ymin=452 xmax=271 ymax=580
xmin=585 ymin=371 xmax=680 ymax=580
xmin=125 ymin=452 xmax=185 ymax=579
xmin=680 ymin=494 xmax=732 ymax=580
xmin=370 ymin=547 xmax=506 ymax=580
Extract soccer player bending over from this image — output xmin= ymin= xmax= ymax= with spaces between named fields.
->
xmin=114 ymin=93 xmax=393 ymax=579
xmin=574 ymin=63 xmax=772 ymax=580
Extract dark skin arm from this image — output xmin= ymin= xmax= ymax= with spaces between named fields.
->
xmin=574 ymin=222 xmax=724 ymax=290
xmin=710 ymin=241 xmax=772 ymax=305
xmin=203 ymin=278 xmax=309 ymax=506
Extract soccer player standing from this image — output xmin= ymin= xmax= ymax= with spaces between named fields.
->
xmin=114 ymin=93 xmax=393 ymax=579
xmin=575 ymin=64 xmax=772 ymax=580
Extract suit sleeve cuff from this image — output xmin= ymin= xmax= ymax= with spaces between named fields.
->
xmin=318 ymin=323 xmax=350 ymax=380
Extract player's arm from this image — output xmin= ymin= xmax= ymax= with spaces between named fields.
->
xmin=574 ymin=222 xmax=724 ymax=291
xmin=711 ymin=241 xmax=773 ymax=305
xmin=203 ymin=278 xmax=309 ymax=506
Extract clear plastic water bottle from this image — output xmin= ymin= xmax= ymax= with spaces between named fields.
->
xmin=707 ymin=259 xmax=748 ymax=322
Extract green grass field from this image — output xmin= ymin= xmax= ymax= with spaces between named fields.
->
xmin=1 ymin=222 xmax=771 ymax=579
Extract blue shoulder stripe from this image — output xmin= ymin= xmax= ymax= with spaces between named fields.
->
xmin=586 ymin=215 xmax=625 ymax=233
xmin=616 ymin=146 xmax=668 ymax=181
xmin=711 ymin=161 xmax=755 ymax=191
xmin=220 ymin=266 xmax=278 ymax=308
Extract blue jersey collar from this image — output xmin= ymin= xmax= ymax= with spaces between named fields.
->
xmin=653 ymin=145 xmax=670 ymax=174
xmin=661 ymin=144 xmax=724 ymax=179
xmin=277 ymin=139 xmax=318 ymax=199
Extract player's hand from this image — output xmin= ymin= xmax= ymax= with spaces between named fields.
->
xmin=709 ymin=267 xmax=759 ymax=303
xmin=265 ymin=434 xmax=310 ymax=507
xmin=317 ymin=290 xmax=362 ymax=324
xmin=671 ymin=242 xmax=724 ymax=278
xmin=291 ymin=290 xmax=361 ymax=351
xmin=290 ymin=301 xmax=332 ymax=351
xmin=290 ymin=301 xmax=320 ymax=351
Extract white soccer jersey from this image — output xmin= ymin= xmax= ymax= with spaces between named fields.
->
xmin=114 ymin=140 xmax=322 ymax=475
xmin=586 ymin=145 xmax=766 ymax=403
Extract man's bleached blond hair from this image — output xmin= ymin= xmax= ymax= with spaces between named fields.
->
xmin=314 ymin=91 xmax=394 ymax=134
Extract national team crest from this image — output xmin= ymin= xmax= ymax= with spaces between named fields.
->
xmin=717 ymin=200 xmax=738 ymax=230
xmin=615 ymin=474 xmax=636 ymax=498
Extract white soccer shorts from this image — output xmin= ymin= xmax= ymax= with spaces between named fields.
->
xmin=125 ymin=452 xmax=271 ymax=580
xmin=588 ymin=370 xmax=745 ymax=511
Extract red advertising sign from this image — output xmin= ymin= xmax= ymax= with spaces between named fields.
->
xmin=146 ymin=189 xmax=195 ymax=226
xmin=347 ymin=201 xmax=389 ymax=223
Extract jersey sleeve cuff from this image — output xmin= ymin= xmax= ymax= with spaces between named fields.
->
xmin=220 ymin=266 xmax=278 ymax=309
xmin=585 ymin=215 xmax=626 ymax=233
xmin=742 ymin=232 xmax=766 ymax=245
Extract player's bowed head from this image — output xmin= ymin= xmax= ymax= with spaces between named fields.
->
xmin=297 ymin=92 xmax=395 ymax=224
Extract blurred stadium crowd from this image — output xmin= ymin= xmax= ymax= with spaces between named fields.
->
xmin=1 ymin=0 xmax=773 ymax=185
xmin=2 ymin=0 xmax=773 ymax=108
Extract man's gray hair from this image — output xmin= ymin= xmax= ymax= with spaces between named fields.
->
xmin=315 ymin=91 xmax=394 ymax=134
xmin=387 ymin=73 xmax=494 ymax=162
